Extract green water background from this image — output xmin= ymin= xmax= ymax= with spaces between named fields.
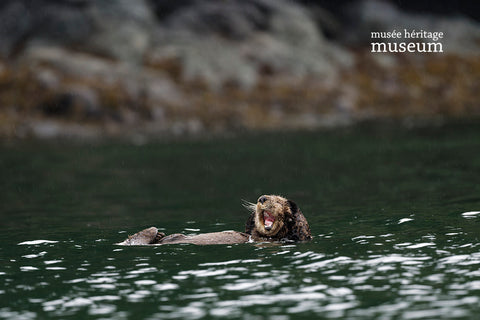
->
xmin=1 ymin=122 xmax=479 ymax=319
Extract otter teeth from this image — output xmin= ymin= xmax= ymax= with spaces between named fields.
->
xmin=263 ymin=211 xmax=275 ymax=230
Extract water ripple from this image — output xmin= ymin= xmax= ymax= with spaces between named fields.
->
xmin=461 ymin=211 xmax=480 ymax=219
xmin=22 ymin=251 xmax=47 ymax=259
xmin=17 ymin=240 xmax=58 ymax=245
xmin=298 ymin=256 xmax=352 ymax=271
xmin=20 ymin=266 xmax=39 ymax=272
xmin=199 ymin=259 xmax=261 ymax=266
xmin=3 ymin=217 xmax=480 ymax=320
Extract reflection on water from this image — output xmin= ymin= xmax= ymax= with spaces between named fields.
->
xmin=461 ymin=211 xmax=480 ymax=219
xmin=2 ymin=214 xmax=479 ymax=319
xmin=1 ymin=123 xmax=480 ymax=319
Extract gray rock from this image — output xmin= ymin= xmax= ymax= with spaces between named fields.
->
xmin=0 ymin=0 xmax=155 ymax=63
xmin=151 ymin=0 xmax=353 ymax=89
xmin=62 ymin=85 xmax=101 ymax=119
xmin=21 ymin=46 xmax=185 ymax=122
xmin=151 ymin=34 xmax=258 ymax=90
xmin=0 ymin=2 xmax=33 ymax=57
xmin=0 ymin=1 xmax=93 ymax=58
xmin=27 ymin=119 xmax=101 ymax=140
xmin=162 ymin=0 xmax=268 ymax=40
xmin=86 ymin=0 xmax=156 ymax=63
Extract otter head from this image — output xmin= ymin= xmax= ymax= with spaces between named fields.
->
xmin=252 ymin=195 xmax=294 ymax=237
xmin=244 ymin=195 xmax=311 ymax=241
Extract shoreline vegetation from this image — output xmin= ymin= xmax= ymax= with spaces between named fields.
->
xmin=0 ymin=0 xmax=479 ymax=141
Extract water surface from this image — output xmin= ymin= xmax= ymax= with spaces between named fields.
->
xmin=1 ymin=123 xmax=480 ymax=319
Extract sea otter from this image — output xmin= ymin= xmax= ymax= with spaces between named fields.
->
xmin=244 ymin=195 xmax=312 ymax=241
xmin=117 ymin=195 xmax=312 ymax=245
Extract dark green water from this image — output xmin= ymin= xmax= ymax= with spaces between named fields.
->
xmin=1 ymin=123 xmax=480 ymax=319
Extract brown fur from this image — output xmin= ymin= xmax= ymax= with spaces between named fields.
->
xmin=244 ymin=195 xmax=312 ymax=241
xmin=117 ymin=195 xmax=311 ymax=245
xmin=117 ymin=227 xmax=249 ymax=246
xmin=157 ymin=231 xmax=249 ymax=245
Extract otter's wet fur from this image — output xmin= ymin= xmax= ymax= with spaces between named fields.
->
xmin=244 ymin=195 xmax=312 ymax=241
xmin=117 ymin=195 xmax=311 ymax=245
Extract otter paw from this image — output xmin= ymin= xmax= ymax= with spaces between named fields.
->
xmin=154 ymin=232 xmax=166 ymax=243
xmin=118 ymin=227 xmax=159 ymax=245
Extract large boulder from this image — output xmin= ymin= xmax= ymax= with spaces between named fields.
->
xmin=0 ymin=0 xmax=155 ymax=63
xmin=148 ymin=0 xmax=353 ymax=89
xmin=0 ymin=0 xmax=92 ymax=57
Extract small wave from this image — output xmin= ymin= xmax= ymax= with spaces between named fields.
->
xmin=298 ymin=256 xmax=352 ymax=271
xmin=152 ymin=283 xmax=179 ymax=291
xmin=199 ymin=259 xmax=261 ymax=267
xmin=366 ymin=254 xmax=431 ymax=265
xmin=461 ymin=211 xmax=480 ymax=219
xmin=127 ymin=267 xmax=158 ymax=275
xmin=438 ymin=254 xmax=478 ymax=266
xmin=217 ymin=292 xmax=328 ymax=308
xmin=405 ymin=242 xmax=436 ymax=249
xmin=135 ymin=280 xmax=157 ymax=286
xmin=222 ymin=278 xmax=272 ymax=291
xmin=64 ymin=278 xmax=87 ymax=284
xmin=22 ymin=251 xmax=47 ymax=259
xmin=179 ymin=269 xmax=228 ymax=278
xmin=63 ymin=297 xmax=92 ymax=307
xmin=127 ymin=290 xmax=152 ymax=302
xmin=18 ymin=240 xmax=58 ymax=245
xmin=398 ymin=218 xmax=414 ymax=224
xmin=45 ymin=267 xmax=66 ymax=271
xmin=90 ymin=295 xmax=121 ymax=302
xmin=199 ymin=260 xmax=242 ymax=266
xmin=20 ymin=266 xmax=39 ymax=272
xmin=86 ymin=277 xmax=117 ymax=284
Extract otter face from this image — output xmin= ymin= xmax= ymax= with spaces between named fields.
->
xmin=244 ymin=194 xmax=311 ymax=241
xmin=253 ymin=195 xmax=289 ymax=237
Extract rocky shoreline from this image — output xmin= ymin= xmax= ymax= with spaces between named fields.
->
xmin=0 ymin=0 xmax=479 ymax=140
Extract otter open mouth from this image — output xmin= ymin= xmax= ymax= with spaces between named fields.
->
xmin=263 ymin=211 xmax=275 ymax=230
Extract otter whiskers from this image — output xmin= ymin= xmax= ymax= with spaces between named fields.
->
xmin=242 ymin=200 xmax=256 ymax=213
